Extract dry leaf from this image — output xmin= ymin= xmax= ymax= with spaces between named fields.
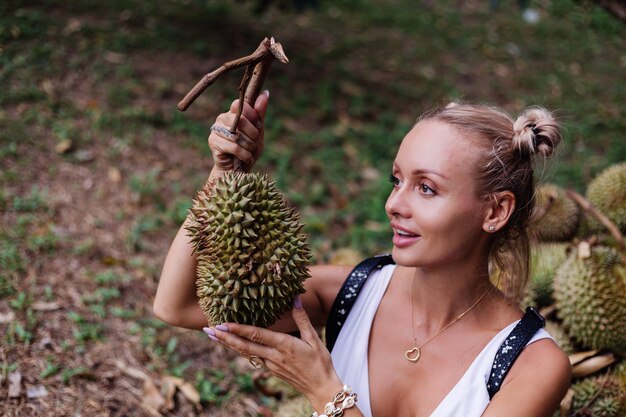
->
xmin=8 ymin=371 xmax=22 ymax=398
xmin=142 ymin=379 xmax=165 ymax=414
xmin=572 ymin=352 xmax=617 ymax=378
xmin=559 ymin=388 xmax=574 ymax=417
xmin=108 ymin=167 xmax=122 ymax=183
xmin=55 ymin=139 xmax=73 ymax=154
xmin=577 ymin=241 xmax=591 ymax=259
xmin=178 ymin=381 xmax=200 ymax=406
xmin=568 ymin=349 xmax=599 ymax=366
xmin=32 ymin=301 xmax=61 ymax=311
xmin=0 ymin=311 xmax=16 ymax=324
xmin=115 ymin=360 xmax=148 ymax=381
xmin=27 ymin=385 xmax=48 ymax=399
xmin=161 ymin=377 xmax=177 ymax=411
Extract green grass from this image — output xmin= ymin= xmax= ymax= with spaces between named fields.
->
xmin=0 ymin=0 xmax=624 ymax=411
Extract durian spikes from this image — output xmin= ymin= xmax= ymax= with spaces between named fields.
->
xmin=187 ymin=171 xmax=311 ymax=327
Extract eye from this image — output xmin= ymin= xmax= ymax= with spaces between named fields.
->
xmin=419 ymin=183 xmax=435 ymax=195
xmin=389 ymin=174 xmax=400 ymax=187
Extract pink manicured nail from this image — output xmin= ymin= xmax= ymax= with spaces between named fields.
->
xmin=203 ymin=327 xmax=216 ymax=336
xmin=262 ymin=90 xmax=270 ymax=97
xmin=216 ymin=324 xmax=229 ymax=332
xmin=207 ymin=334 xmax=219 ymax=342
xmin=294 ymin=297 xmax=303 ymax=309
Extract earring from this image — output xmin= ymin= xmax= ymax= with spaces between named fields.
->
xmin=488 ymin=225 xmax=495 ymax=232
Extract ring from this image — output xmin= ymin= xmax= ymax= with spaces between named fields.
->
xmin=249 ymin=355 xmax=265 ymax=369
xmin=236 ymin=134 xmax=256 ymax=150
xmin=210 ymin=124 xmax=237 ymax=139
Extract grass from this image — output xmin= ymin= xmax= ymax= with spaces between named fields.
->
xmin=0 ymin=0 xmax=624 ymax=414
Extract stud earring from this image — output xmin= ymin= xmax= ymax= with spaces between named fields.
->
xmin=488 ymin=225 xmax=495 ymax=232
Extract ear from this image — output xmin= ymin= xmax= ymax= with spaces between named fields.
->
xmin=483 ymin=191 xmax=516 ymax=233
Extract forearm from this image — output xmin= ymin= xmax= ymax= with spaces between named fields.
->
xmin=153 ymin=215 xmax=206 ymax=329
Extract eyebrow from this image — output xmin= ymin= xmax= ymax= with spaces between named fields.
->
xmin=411 ymin=168 xmax=448 ymax=180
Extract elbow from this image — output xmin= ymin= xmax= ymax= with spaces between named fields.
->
xmin=152 ymin=300 xmax=178 ymax=326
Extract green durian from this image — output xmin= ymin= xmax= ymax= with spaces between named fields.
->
xmin=187 ymin=172 xmax=311 ymax=327
xmin=553 ymin=245 xmax=626 ymax=356
xmin=570 ymin=374 xmax=626 ymax=417
xmin=534 ymin=184 xmax=580 ymax=241
xmin=587 ymin=162 xmax=626 ymax=234
xmin=527 ymin=243 xmax=570 ymax=307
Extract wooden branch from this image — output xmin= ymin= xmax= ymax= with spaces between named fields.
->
xmin=565 ymin=188 xmax=625 ymax=249
xmin=177 ymin=37 xmax=288 ymax=112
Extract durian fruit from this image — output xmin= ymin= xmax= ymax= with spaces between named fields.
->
xmin=187 ymin=172 xmax=311 ymax=327
xmin=553 ymin=245 xmax=626 ymax=356
xmin=570 ymin=374 xmax=626 ymax=417
xmin=527 ymin=243 xmax=570 ymax=307
xmin=586 ymin=162 xmax=626 ymax=234
xmin=544 ymin=320 xmax=575 ymax=355
xmin=533 ymin=184 xmax=580 ymax=241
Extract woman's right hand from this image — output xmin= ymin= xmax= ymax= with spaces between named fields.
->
xmin=208 ymin=91 xmax=269 ymax=178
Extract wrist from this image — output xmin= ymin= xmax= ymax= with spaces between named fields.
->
xmin=309 ymin=381 xmax=358 ymax=417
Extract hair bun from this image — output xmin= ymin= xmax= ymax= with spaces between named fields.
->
xmin=512 ymin=107 xmax=561 ymax=158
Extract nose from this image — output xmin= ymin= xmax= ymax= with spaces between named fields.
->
xmin=385 ymin=187 xmax=411 ymax=219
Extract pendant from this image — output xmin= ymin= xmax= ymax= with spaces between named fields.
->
xmin=405 ymin=346 xmax=421 ymax=363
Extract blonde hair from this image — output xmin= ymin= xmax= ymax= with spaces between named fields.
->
xmin=419 ymin=103 xmax=562 ymax=301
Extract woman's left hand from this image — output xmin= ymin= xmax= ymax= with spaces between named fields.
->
xmin=203 ymin=297 xmax=342 ymax=407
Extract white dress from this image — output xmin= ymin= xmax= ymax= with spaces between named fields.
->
xmin=330 ymin=265 xmax=554 ymax=417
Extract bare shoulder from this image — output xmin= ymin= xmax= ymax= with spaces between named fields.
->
xmin=483 ymin=337 xmax=572 ymax=417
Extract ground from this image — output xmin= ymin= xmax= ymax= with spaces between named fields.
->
xmin=0 ymin=0 xmax=624 ymax=416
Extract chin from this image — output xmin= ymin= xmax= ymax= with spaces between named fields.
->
xmin=391 ymin=247 xmax=425 ymax=268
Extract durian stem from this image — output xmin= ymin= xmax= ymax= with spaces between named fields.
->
xmin=565 ymin=189 xmax=625 ymax=249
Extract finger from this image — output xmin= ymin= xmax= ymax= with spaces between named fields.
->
xmin=209 ymin=135 xmax=255 ymax=166
xmin=217 ymin=113 xmax=260 ymax=142
xmin=254 ymin=90 xmax=270 ymax=125
xmin=219 ymin=322 xmax=290 ymax=349
xmin=292 ymin=297 xmax=318 ymax=344
xmin=207 ymin=326 xmax=276 ymax=359
xmin=229 ymin=99 xmax=262 ymax=129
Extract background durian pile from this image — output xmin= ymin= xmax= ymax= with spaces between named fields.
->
xmin=525 ymin=162 xmax=626 ymax=417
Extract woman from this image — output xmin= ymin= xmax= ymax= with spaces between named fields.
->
xmin=153 ymin=91 xmax=572 ymax=416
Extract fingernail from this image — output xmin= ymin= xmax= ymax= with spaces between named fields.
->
xmin=207 ymin=334 xmax=219 ymax=342
xmin=203 ymin=327 xmax=216 ymax=336
xmin=255 ymin=120 xmax=263 ymax=129
xmin=294 ymin=296 xmax=303 ymax=309
xmin=262 ymin=90 xmax=270 ymax=97
xmin=216 ymin=324 xmax=229 ymax=332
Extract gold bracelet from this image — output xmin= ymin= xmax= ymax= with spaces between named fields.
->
xmin=311 ymin=385 xmax=358 ymax=417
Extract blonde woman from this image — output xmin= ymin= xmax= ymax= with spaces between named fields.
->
xmin=154 ymin=92 xmax=571 ymax=417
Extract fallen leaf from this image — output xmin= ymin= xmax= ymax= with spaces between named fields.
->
xmin=0 ymin=310 xmax=16 ymax=324
xmin=161 ymin=377 xmax=178 ymax=411
xmin=32 ymin=301 xmax=61 ymax=311
xmin=178 ymin=380 xmax=200 ymax=406
xmin=142 ymin=379 xmax=165 ymax=414
xmin=55 ymin=139 xmax=73 ymax=154
xmin=115 ymin=360 xmax=148 ymax=381
xmin=108 ymin=167 xmax=122 ymax=183
xmin=9 ymin=371 xmax=21 ymax=398
xmin=27 ymin=385 xmax=48 ymax=399
xmin=572 ymin=352 xmax=617 ymax=378
xmin=568 ymin=349 xmax=599 ymax=366
xmin=559 ymin=388 xmax=573 ymax=417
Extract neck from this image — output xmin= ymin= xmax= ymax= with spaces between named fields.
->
xmin=408 ymin=256 xmax=495 ymax=333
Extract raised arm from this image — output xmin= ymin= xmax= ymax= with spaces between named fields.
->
xmin=153 ymin=92 xmax=351 ymax=331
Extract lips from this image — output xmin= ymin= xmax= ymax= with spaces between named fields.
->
xmin=391 ymin=223 xmax=421 ymax=248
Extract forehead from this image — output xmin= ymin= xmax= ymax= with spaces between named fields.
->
xmin=395 ymin=120 xmax=481 ymax=179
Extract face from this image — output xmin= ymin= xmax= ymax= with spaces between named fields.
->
xmin=385 ymin=120 xmax=490 ymax=268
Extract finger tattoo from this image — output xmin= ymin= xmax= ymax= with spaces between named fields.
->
xmin=210 ymin=124 xmax=237 ymax=139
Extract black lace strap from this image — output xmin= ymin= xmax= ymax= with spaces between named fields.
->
xmin=486 ymin=307 xmax=546 ymax=399
xmin=325 ymin=254 xmax=395 ymax=352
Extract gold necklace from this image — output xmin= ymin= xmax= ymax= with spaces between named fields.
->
xmin=405 ymin=277 xmax=490 ymax=363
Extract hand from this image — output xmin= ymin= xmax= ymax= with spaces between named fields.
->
xmin=203 ymin=297 xmax=343 ymax=408
xmin=208 ymin=91 xmax=269 ymax=176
